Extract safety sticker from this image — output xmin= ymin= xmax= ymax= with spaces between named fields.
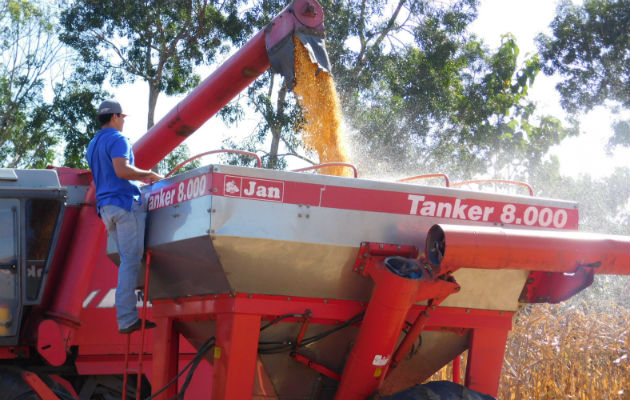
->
xmin=372 ymin=354 xmax=389 ymax=366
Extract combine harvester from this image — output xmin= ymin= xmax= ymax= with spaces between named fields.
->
xmin=0 ymin=0 xmax=628 ymax=398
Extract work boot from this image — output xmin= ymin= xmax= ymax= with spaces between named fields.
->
xmin=119 ymin=319 xmax=157 ymax=334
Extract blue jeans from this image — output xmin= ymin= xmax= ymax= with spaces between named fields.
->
xmin=100 ymin=202 xmax=147 ymax=330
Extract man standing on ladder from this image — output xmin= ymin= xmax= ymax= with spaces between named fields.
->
xmin=87 ymin=99 xmax=163 ymax=334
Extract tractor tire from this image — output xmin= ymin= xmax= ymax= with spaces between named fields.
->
xmin=381 ymin=380 xmax=496 ymax=400
xmin=0 ymin=366 xmax=73 ymax=400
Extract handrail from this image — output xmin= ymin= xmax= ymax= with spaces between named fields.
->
xmin=397 ymin=173 xmax=450 ymax=187
xmin=450 ymin=179 xmax=534 ymax=196
xmin=291 ymin=162 xmax=358 ymax=178
xmin=166 ymin=149 xmax=262 ymax=178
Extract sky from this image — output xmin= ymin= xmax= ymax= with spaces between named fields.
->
xmin=117 ymin=0 xmax=630 ymax=180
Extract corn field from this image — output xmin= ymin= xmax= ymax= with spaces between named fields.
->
xmin=427 ymin=301 xmax=630 ymax=399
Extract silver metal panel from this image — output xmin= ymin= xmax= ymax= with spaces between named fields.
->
xmin=0 ymin=169 xmax=60 ymax=188
xmin=136 ymin=164 xmax=575 ymax=308
xmin=0 ymin=168 xmax=17 ymax=181
xmin=63 ymin=185 xmax=89 ymax=206
xmin=209 ymin=197 xmax=529 ymax=309
xmin=146 ymin=195 xmax=212 ymax=248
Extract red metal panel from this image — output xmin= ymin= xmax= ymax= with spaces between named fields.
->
xmin=520 ymin=268 xmax=595 ymax=304
xmin=212 ymin=313 xmax=262 ymax=400
xmin=409 ymin=306 xmax=514 ymax=331
xmin=210 ymin=172 xmax=579 ymax=230
xmin=51 ymin=166 xmax=91 ymax=186
xmin=152 ymin=293 xmax=365 ymax=323
xmin=0 ymin=346 xmax=27 ymax=359
xmin=465 ymin=327 xmax=510 ymax=397
xmin=151 ymin=317 xmax=179 ymax=400
xmin=39 ymin=184 xmax=107 ymax=366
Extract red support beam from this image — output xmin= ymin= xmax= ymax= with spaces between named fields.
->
xmin=212 ymin=312 xmax=262 ymax=400
xmin=151 ymin=317 xmax=179 ymax=400
xmin=334 ymin=259 xmax=422 ymax=400
xmin=291 ymin=352 xmax=341 ymax=381
xmin=465 ymin=327 xmax=510 ymax=397
xmin=151 ymin=293 xmax=364 ymax=323
xmin=452 ymin=353 xmax=461 ymax=384
xmin=21 ymin=371 xmax=60 ymax=400
xmin=149 ymin=294 xmax=515 ymax=399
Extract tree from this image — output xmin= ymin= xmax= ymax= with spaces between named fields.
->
xmin=159 ymin=144 xmax=201 ymax=176
xmin=537 ymin=0 xmax=630 ymax=149
xmin=59 ymin=0 xmax=250 ymax=172
xmin=48 ymin=69 xmax=109 ymax=169
xmin=212 ymin=0 xmax=305 ymax=169
xmin=60 ymin=0 xmax=245 ymax=130
xmin=0 ymin=0 xmax=62 ymax=168
xmin=227 ymin=0 xmax=575 ymax=180
xmin=328 ymin=0 xmax=577 ymax=179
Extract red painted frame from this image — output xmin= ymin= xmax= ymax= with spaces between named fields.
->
xmin=149 ymin=293 xmax=513 ymax=399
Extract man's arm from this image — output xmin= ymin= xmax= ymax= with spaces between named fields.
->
xmin=112 ymin=157 xmax=163 ymax=183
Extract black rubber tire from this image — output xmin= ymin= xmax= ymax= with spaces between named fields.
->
xmin=0 ymin=366 xmax=46 ymax=400
xmin=0 ymin=366 xmax=74 ymax=400
xmin=381 ymin=381 xmax=496 ymax=400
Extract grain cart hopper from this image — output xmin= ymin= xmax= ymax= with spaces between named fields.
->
xmin=134 ymin=163 xmax=629 ymax=400
xmin=0 ymin=0 xmax=629 ymax=399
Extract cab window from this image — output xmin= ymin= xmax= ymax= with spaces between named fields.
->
xmin=0 ymin=199 xmax=19 ymax=337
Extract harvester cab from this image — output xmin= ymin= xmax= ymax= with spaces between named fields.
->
xmin=0 ymin=168 xmax=65 ymax=344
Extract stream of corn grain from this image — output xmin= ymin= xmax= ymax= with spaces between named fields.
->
xmin=293 ymin=36 xmax=351 ymax=177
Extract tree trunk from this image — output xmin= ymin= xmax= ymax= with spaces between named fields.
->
xmin=147 ymin=82 xmax=161 ymax=172
xmin=268 ymin=84 xmax=289 ymax=169
xmin=147 ymin=82 xmax=160 ymax=130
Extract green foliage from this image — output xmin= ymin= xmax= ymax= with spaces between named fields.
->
xmin=537 ymin=0 xmax=630 ymax=150
xmin=609 ymin=120 xmax=630 ymax=151
xmin=537 ymin=0 xmax=630 ymax=112
xmin=49 ymin=77 xmax=109 ymax=169
xmin=59 ymin=0 xmax=246 ymax=129
xmin=0 ymin=0 xmax=60 ymax=168
xmin=531 ymin=163 xmax=630 ymax=235
xmin=0 ymin=0 xmax=108 ymax=169
xmin=224 ymin=0 xmax=573 ymax=177
xmin=159 ymin=145 xmax=201 ymax=176
xmin=324 ymin=0 xmax=575 ymax=179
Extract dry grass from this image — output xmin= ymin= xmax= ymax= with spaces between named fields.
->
xmin=499 ymin=302 xmax=629 ymax=399
xmin=425 ymin=301 xmax=630 ymax=399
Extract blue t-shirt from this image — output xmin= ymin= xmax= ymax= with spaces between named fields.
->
xmin=86 ymin=127 xmax=142 ymax=212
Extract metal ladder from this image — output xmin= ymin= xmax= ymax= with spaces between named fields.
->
xmin=122 ymin=251 xmax=153 ymax=400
